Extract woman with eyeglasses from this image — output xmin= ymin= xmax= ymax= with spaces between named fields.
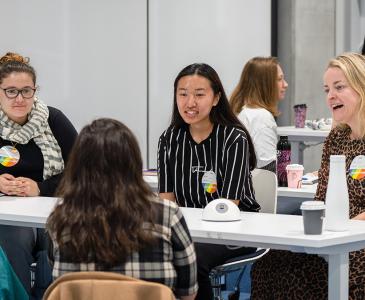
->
xmin=0 ymin=52 xmax=77 ymax=296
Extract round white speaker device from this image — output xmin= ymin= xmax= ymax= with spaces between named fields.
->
xmin=202 ymin=198 xmax=241 ymax=222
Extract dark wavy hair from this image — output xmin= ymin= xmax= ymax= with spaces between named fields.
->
xmin=0 ymin=52 xmax=36 ymax=85
xmin=47 ymin=118 xmax=156 ymax=267
xmin=170 ymin=63 xmax=257 ymax=169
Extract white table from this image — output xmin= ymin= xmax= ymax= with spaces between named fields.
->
xmin=277 ymin=184 xmax=317 ymax=214
xmin=278 ymin=184 xmax=316 ymax=198
xmin=277 ymin=126 xmax=330 ymax=164
xmin=143 ymin=175 xmax=158 ymax=191
xmin=144 ymin=175 xmax=317 ymax=204
xmin=0 ymin=196 xmax=56 ymax=228
xmin=144 ymin=174 xmax=318 ymax=215
xmin=1 ymin=196 xmax=365 ymax=299
xmin=181 ymin=207 xmax=365 ymax=300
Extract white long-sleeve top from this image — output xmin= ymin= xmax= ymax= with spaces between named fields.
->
xmin=237 ymin=107 xmax=278 ymax=168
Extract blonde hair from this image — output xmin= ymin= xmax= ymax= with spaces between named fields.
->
xmin=230 ymin=56 xmax=280 ymax=116
xmin=327 ymin=53 xmax=365 ymax=138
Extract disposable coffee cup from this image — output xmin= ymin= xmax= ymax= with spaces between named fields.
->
xmin=286 ymin=164 xmax=304 ymax=188
xmin=293 ymin=104 xmax=307 ymax=128
xmin=300 ymin=201 xmax=325 ymax=235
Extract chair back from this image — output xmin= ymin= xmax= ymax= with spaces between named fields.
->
xmin=43 ymin=272 xmax=175 ymax=300
xmin=251 ymin=169 xmax=277 ymax=214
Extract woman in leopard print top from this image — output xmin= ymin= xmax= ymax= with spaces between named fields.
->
xmin=251 ymin=53 xmax=365 ymax=300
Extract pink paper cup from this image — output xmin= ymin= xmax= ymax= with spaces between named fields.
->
xmin=286 ymin=164 xmax=304 ymax=188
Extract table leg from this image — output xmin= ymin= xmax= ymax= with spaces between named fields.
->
xmin=328 ymin=253 xmax=349 ymax=300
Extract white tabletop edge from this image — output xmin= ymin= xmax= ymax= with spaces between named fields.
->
xmin=2 ymin=196 xmax=365 ymax=254
xmin=277 ymin=126 xmax=330 ymax=137
xmin=180 ymin=207 xmax=365 ymax=251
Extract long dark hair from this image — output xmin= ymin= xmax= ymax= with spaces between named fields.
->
xmin=170 ymin=63 xmax=257 ymax=169
xmin=47 ymin=118 xmax=156 ymax=267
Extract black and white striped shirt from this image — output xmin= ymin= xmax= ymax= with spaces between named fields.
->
xmin=158 ymin=124 xmax=260 ymax=211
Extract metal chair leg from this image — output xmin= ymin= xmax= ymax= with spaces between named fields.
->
xmin=210 ymin=271 xmax=224 ymax=300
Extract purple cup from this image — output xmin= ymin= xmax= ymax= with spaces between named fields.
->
xmin=294 ymin=104 xmax=307 ymax=128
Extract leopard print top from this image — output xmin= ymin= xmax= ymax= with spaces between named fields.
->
xmin=251 ymin=127 xmax=365 ymax=300
xmin=315 ymin=126 xmax=365 ymax=218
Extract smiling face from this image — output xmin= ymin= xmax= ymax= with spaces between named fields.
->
xmin=277 ymin=64 xmax=288 ymax=100
xmin=324 ymin=67 xmax=360 ymax=130
xmin=0 ymin=72 xmax=35 ymax=124
xmin=176 ymin=74 xmax=219 ymax=129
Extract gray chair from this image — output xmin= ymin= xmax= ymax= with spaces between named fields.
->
xmin=209 ymin=169 xmax=277 ymax=300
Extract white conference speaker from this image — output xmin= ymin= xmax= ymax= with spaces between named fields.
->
xmin=202 ymin=199 xmax=241 ymax=222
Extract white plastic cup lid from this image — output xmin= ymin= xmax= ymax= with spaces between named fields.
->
xmin=286 ymin=164 xmax=304 ymax=171
xmin=300 ymin=201 xmax=325 ymax=210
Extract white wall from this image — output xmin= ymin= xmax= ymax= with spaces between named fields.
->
xmin=1 ymin=0 xmax=148 ymax=161
xmin=336 ymin=0 xmax=365 ymax=54
xmin=277 ymin=0 xmax=336 ymax=173
xmin=1 ymin=0 xmax=272 ymax=167
xmin=148 ymin=0 xmax=271 ymax=166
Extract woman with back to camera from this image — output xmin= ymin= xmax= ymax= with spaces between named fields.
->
xmin=0 ymin=52 xmax=77 ymax=295
xmin=230 ymin=56 xmax=288 ymax=172
xmin=158 ymin=63 xmax=260 ymax=299
xmin=47 ymin=118 xmax=197 ymax=300
xmin=251 ymin=53 xmax=365 ymax=299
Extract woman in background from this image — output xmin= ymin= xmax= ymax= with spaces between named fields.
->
xmin=47 ymin=118 xmax=197 ymax=300
xmin=0 ymin=52 xmax=77 ymax=295
xmin=158 ymin=63 xmax=260 ymax=299
xmin=230 ymin=57 xmax=288 ymax=172
xmin=251 ymin=53 xmax=365 ymax=299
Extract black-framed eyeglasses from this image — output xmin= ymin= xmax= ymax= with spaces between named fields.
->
xmin=0 ymin=87 xmax=37 ymax=99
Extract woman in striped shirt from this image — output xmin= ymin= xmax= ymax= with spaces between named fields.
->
xmin=158 ymin=63 xmax=260 ymax=300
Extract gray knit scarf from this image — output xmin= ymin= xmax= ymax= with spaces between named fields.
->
xmin=0 ymin=98 xmax=64 ymax=179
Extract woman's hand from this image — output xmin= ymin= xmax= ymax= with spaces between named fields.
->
xmin=0 ymin=173 xmax=14 ymax=194
xmin=353 ymin=212 xmax=365 ymax=221
xmin=159 ymin=192 xmax=176 ymax=202
xmin=0 ymin=173 xmax=22 ymax=195
xmin=0 ymin=174 xmax=40 ymax=196
xmin=15 ymin=177 xmax=40 ymax=197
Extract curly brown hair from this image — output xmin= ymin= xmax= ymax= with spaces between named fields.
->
xmin=0 ymin=52 xmax=36 ymax=85
xmin=47 ymin=118 xmax=156 ymax=267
